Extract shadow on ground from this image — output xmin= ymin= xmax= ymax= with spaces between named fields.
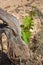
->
xmin=0 ymin=50 xmax=12 ymax=65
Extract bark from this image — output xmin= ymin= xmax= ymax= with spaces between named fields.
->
xmin=0 ymin=8 xmax=30 ymax=65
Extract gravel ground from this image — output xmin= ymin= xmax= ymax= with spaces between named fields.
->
xmin=0 ymin=0 xmax=43 ymax=65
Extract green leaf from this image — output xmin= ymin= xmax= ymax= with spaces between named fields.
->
xmin=22 ymin=31 xmax=28 ymax=43
xmin=23 ymin=16 xmax=33 ymax=28
xmin=20 ymin=15 xmax=34 ymax=44
xmin=21 ymin=30 xmax=32 ymax=43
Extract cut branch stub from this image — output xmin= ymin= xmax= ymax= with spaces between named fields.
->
xmin=0 ymin=8 xmax=21 ymax=36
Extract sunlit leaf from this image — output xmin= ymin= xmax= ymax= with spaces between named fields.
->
xmin=20 ymin=16 xmax=34 ymax=44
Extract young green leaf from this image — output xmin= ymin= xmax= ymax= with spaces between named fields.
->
xmin=21 ymin=16 xmax=34 ymax=44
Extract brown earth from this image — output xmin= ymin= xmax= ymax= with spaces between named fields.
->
xmin=0 ymin=0 xmax=43 ymax=65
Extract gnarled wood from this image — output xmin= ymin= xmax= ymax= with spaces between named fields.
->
xmin=0 ymin=8 xmax=30 ymax=65
xmin=0 ymin=8 xmax=21 ymax=36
